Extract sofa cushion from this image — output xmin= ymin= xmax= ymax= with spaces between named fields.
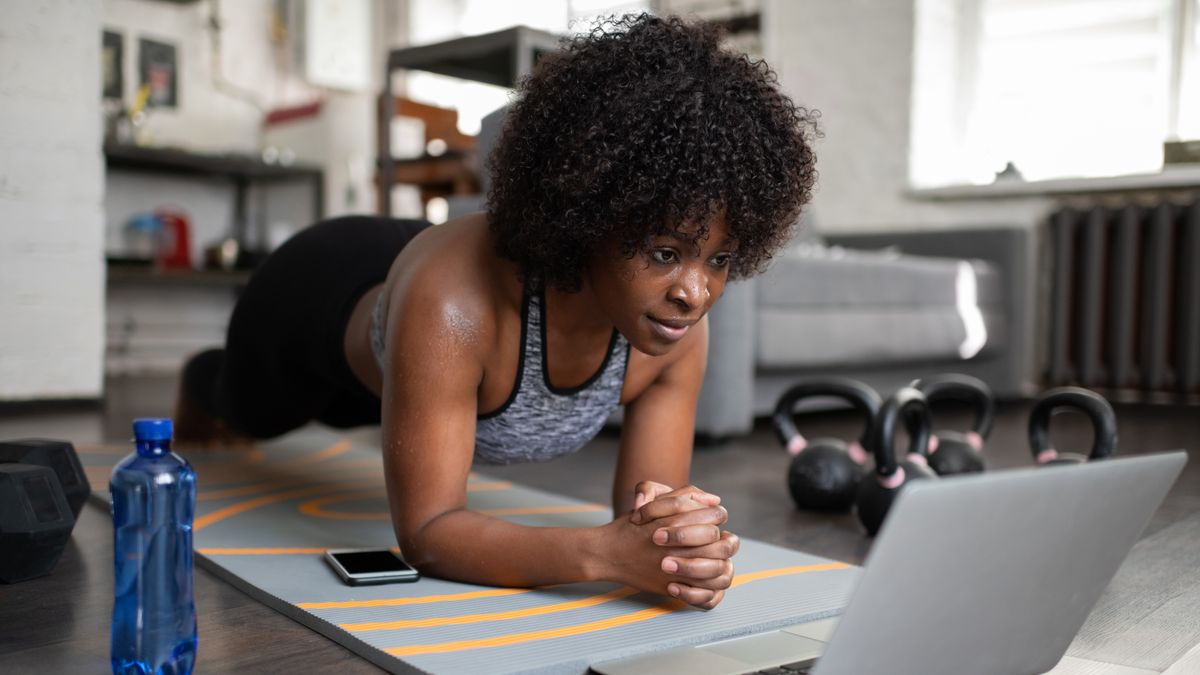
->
xmin=757 ymin=245 xmax=1003 ymax=307
xmin=753 ymin=246 xmax=1004 ymax=368
xmin=756 ymin=306 xmax=1006 ymax=368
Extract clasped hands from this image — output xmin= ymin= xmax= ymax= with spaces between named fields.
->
xmin=602 ymin=481 xmax=740 ymax=610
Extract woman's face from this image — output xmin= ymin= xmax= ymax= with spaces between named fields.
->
xmin=586 ymin=215 xmax=735 ymax=357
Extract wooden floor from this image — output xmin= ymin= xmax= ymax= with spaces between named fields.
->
xmin=0 ymin=375 xmax=1197 ymax=673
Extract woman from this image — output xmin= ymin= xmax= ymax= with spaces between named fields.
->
xmin=177 ymin=14 xmax=818 ymax=610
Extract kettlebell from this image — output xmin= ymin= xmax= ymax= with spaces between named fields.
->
xmin=0 ymin=463 xmax=76 ymax=583
xmin=1028 ymin=387 xmax=1118 ymax=465
xmin=911 ymin=374 xmax=994 ymax=475
xmin=772 ymin=377 xmax=882 ymax=512
xmin=856 ymin=387 xmax=936 ymax=536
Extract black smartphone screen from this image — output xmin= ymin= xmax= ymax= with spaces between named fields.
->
xmin=331 ymin=550 xmax=415 ymax=575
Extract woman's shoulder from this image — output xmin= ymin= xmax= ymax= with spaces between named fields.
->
xmin=384 ymin=212 xmax=522 ymax=348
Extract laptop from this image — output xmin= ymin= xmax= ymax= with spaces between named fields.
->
xmin=592 ymin=451 xmax=1187 ymax=675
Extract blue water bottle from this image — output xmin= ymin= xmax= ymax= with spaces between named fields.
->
xmin=110 ymin=418 xmax=198 ymax=675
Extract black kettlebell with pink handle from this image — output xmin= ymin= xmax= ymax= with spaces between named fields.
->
xmin=912 ymin=374 xmax=993 ymax=475
xmin=856 ymin=387 xmax=937 ymax=537
xmin=773 ymin=377 xmax=881 ymax=512
xmin=1029 ymin=387 xmax=1118 ymax=465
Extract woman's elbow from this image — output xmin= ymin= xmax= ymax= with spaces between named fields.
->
xmin=391 ymin=510 xmax=458 ymax=572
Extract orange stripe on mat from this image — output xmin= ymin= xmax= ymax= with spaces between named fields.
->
xmin=294 ymin=483 xmax=521 ymax=521
xmin=343 ymin=586 xmax=640 ymax=631
xmin=298 ymin=492 xmax=387 ymax=521
xmin=386 ymin=600 xmax=684 ymax=656
xmin=464 ymin=481 xmax=512 ymax=492
xmin=287 ymin=440 xmax=352 ymax=465
xmin=199 ymin=466 xmax=379 ymax=502
xmin=199 ymin=478 xmax=516 ymax=528
xmin=298 ymin=588 xmax=533 ymax=610
xmin=200 ymin=479 xmax=313 ymax=502
xmin=74 ymin=443 xmax=267 ymax=462
xmin=194 ymin=480 xmax=374 ymax=530
xmin=730 ymin=562 xmax=850 ymax=588
xmin=376 ymin=562 xmax=850 ymax=655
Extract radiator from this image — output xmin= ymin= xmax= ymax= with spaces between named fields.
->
xmin=1046 ymin=199 xmax=1200 ymax=400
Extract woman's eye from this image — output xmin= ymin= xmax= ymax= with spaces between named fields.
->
xmin=651 ymin=249 xmax=678 ymax=264
xmin=711 ymin=254 xmax=733 ymax=268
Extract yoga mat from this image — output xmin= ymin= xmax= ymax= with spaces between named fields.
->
xmin=78 ymin=430 xmax=859 ymax=674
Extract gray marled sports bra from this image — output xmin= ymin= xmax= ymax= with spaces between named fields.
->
xmin=370 ymin=284 xmax=630 ymax=465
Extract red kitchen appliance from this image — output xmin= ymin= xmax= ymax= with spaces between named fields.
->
xmin=155 ymin=209 xmax=192 ymax=269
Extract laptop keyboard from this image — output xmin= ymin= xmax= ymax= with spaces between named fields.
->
xmin=744 ymin=658 xmax=818 ymax=675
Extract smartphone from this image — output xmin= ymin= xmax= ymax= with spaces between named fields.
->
xmin=324 ymin=548 xmax=420 ymax=586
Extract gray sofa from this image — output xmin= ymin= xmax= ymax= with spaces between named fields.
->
xmin=695 ymin=224 xmax=1035 ymax=438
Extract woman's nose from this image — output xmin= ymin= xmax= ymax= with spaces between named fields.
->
xmin=668 ymin=266 xmax=709 ymax=311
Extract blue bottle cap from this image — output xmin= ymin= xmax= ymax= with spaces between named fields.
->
xmin=133 ymin=418 xmax=174 ymax=442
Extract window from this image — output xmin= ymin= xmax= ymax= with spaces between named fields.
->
xmin=911 ymin=0 xmax=1200 ymax=187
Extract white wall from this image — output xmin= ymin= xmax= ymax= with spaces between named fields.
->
xmin=104 ymin=0 xmax=315 ymax=153
xmin=0 ymin=0 xmax=106 ymax=400
xmin=763 ymin=0 xmax=1051 ymax=234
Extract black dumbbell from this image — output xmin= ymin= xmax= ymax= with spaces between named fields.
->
xmin=911 ymin=374 xmax=994 ymax=475
xmin=856 ymin=387 xmax=937 ymax=537
xmin=0 ymin=439 xmax=91 ymax=519
xmin=0 ymin=463 xmax=76 ymax=583
xmin=1028 ymin=387 xmax=1118 ymax=465
xmin=773 ymin=377 xmax=882 ymax=512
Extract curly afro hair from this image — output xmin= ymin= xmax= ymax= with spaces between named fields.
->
xmin=486 ymin=13 xmax=819 ymax=292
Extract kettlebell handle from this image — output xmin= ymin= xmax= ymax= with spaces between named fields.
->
xmin=772 ymin=377 xmax=883 ymax=450
xmin=912 ymin=373 xmax=995 ymax=439
xmin=870 ymin=387 xmax=932 ymax=478
xmin=1028 ymin=387 xmax=1118 ymax=463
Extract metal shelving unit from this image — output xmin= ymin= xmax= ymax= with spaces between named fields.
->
xmin=104 ymin=142 xmax=325 ymax=246
xmin=377 ymin=26 xmax=563 ymax=216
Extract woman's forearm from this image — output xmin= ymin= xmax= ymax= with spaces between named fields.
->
xmin=398 ymin=509 xmax=609 ymax=587
xmin=395 ymin=499 xmax=737 ymax=608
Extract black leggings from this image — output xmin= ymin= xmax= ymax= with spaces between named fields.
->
xmin=183 ymin=216 xmax=430 ymax=438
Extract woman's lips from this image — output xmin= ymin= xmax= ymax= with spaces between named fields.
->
xmin=647 ymin=316 xmax=692 ymax=341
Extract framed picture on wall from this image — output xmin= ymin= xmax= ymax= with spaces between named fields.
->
xmin=138 ymin=37 xmax=178 ymax=108
xmin=103 ymin=30 xmax=123 ymax=100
